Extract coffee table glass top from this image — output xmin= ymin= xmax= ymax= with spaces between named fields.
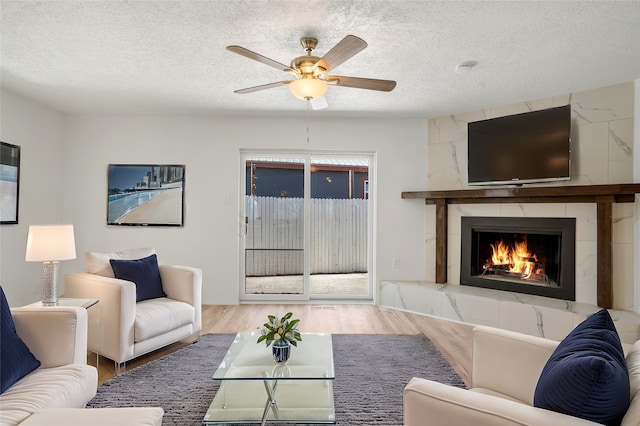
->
xmin=203 ymin=331 xmax=336 ymax=425
xmin=212 ymin=331 xmax=335 ymax=380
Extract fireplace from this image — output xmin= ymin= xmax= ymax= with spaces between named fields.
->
xmin=460 ymin=217 xmax=576 ymax=301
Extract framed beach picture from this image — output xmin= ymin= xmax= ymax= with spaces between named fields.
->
xmin=1 ymin=142 xmax=20 ymax=224
xmin=107 ymin=164 xmax=185 ymax=226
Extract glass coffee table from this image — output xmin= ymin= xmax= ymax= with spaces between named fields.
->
xmin=203 ymin=331 xmax=336 ymax=425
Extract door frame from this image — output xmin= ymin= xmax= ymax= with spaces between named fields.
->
xmin=238 ymin=149 xmax=376 ymax=303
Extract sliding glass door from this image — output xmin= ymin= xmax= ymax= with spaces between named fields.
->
xmin=244 ymin=156 xmax=305 ymax=296
xmin=240 ymin=152 xmax=372 ymax=301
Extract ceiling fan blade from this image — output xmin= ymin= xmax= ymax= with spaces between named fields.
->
xmin=310 ymin=96 xmax=329 ymax=110
xmin=234 ymin=81 xmax=293 ymax=94
xmin=327 ymin=75 xmax=396 ymax=92
xmin=313 ymin=35 xmax=367 ymax=74
xmin=227 ymin=46 xmax=293 ymax=73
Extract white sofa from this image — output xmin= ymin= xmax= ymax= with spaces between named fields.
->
xmin=0 ymin=304 xmax=165 ymax=426
xmin=404 ymin=325 xmax=640 ymax=425
xmin=0 ymin=305 xmax=97 ymax=425
xmin=64 ymin=248 xmax=202 ymax=367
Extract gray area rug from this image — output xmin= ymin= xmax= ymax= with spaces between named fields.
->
xmin=88 ymin=334 xmax=466 ymax=425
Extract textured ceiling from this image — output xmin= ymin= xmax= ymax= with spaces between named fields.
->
xmin=2 ymin=1 xmax=640 ymax=118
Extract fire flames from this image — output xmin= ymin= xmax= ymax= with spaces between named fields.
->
xmin=487 ymin=239 xmax=540 ymax=279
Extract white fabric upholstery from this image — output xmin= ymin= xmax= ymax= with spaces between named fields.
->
xmin=470 ymin=326 xmax=558 ymax=405
xmin=624 ymin=341 xmax=640 ymax=424
xmin=403 ymin=325 xmax=640 ymax=426
xmin=0 ymin=307 xmax=98 ymax=426
xmin=20 ymin=408 xmax=164 ymax=426
xmin=85 ymin=247 xmax=156 ymax=278
xmin=11 ymin=306 xmax=89 ymax=367
xmin=134 ymin=297 xmax=195 ymax=342
xmin=64 ymin=249 xmax=202 ymax=365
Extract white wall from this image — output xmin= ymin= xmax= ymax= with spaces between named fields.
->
xmin=0 ymin=90 xmax=66 ymax=304
xmin=0 ymin=88 xmax=427 ymax=305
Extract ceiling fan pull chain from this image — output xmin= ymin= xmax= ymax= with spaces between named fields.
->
xmin=306 ymin=100 xmax=311 ymax=143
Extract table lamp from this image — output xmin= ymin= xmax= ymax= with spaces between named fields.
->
xmin=25 ymin=224 xmax=76 ymax=306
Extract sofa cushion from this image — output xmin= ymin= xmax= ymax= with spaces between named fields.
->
xmin=534 ymin=309 xmax=630 ymax=425
xmin=134 ymin=298 xmax=195 ymax=342
xmin=86 ymin=247 xmax=156 ymax=277
xmin=622 ymin=340 xmax=640 ymax=426
xmin=627 ymin=340 xmax=640 ymax=400
xmin=0 ymin=364 xmax=97 ymax=425
xmin=110 ymin=254 xmax=166 ymax=302
xmin=0 ymin=286 xmax=41 ymax=394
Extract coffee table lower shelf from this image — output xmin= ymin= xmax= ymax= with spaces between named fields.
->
xmin=203 ymin=379 xmax=336 ymax=424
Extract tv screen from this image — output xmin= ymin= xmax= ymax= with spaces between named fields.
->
xmin=107 ymin=164 xmax=185 ymax=226
xmin=467 ymin=104 xmax=571 ymax=185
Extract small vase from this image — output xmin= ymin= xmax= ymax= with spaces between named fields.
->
xmin=272 ymin=341 xmax=291 ymax=363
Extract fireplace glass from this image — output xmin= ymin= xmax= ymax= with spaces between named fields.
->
xmin=461 ymin=217 xmax=576 ymax=301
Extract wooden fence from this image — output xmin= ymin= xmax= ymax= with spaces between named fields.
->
xmin=245 ymin=196 xmax=368 ymax=276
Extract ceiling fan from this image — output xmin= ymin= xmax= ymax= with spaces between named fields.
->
xmin=226 ymin=35 xmax=396 ymax=109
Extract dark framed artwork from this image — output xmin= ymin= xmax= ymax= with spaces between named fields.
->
xmin=1 ymin=142 xmax=20 ymax=224
xmin=107 ymin=164 xmax=185 ymax=226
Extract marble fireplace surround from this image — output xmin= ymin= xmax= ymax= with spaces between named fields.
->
xmin=381 ymin=184 xmax=640 ymax=346
xmin=402 ymin=184 xmax=640 ymax=308
xmin=379 ymin=280 xmax=640 ymax=346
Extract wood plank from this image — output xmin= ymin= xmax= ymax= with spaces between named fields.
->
xmin=435 ymin=200 xmax=448 ymax=283
xmin=402 ymin=183 xmax=640 ymax=203
xmin=597 ymin=199 xmax=613 ymax=308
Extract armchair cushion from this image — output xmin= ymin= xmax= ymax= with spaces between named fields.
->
xmin=0 ymin=286 xmax=41 ymax=394
xmin=110 ymin=254 xmax=166 ymax=302
xmin=134 ymin=298 xmax=195 ymax=341
xmin=534 ymin=309 xmax=630 ymax=425
xmin=86 ymin=247 xmax=155 ymax=277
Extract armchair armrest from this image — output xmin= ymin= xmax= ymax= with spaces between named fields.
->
xmin=471 ymin=326 xmax=558 ymax=405
xmin=404 ymin=378 xmax=600 ymax=426
xmin=11 ymin=306 xmax=88 ymax=368
xmin=65 ymin=272 xmax=137 ymax=363
xmin=159 ymin=265 xmax=202 ymax=333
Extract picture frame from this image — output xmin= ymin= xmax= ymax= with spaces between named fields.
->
xmin=107 ymin=164 xmax=185 ymax=226
xmin=1 ymin=142 xmax=20 ymax=224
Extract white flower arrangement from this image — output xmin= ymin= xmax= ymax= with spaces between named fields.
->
xmin=257 ymin=312 xmax=302 ymax=347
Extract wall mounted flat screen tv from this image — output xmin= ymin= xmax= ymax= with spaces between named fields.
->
xmin=467 ymin=104 xmax=571 ymax=186
xmin=107 ymin=164 xmax=185 ymax=226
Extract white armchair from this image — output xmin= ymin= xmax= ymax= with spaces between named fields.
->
xmin=64 ymin=248 xmax=202 ymax=367
xmin=404 ymin=325 xmax=640 ymax=425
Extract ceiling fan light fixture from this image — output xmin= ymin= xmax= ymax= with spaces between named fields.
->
xmin=289 ymin=78 xmax=328 ymax=100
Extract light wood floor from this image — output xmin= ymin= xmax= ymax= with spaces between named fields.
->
xmin=94 ymin=304 xmax=474 ymax=386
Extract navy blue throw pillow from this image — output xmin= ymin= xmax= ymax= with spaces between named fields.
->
xmin=534 ymin=309 xmax=630 ymax=425
xmin=0 ymin=286 xmax=41 ymax=394
xmin=110 ymin=254 xmax=166 ymax=302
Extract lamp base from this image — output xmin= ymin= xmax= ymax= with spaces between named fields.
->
xmin=42 ymin=261 xmax=60 ymax=306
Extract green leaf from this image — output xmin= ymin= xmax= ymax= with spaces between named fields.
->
xmin=281 ymin=312 xmax=293 ymax=321
xmin=264 ymin=323 xmax=275 ymax=332
xmin=256 ymin=335 xmax=267 ymax=344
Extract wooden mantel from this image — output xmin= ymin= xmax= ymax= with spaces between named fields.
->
xmin=401 ymin=184 xmax=640 ymax=309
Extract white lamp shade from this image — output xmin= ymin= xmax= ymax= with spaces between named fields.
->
xmin=25 ymin=224 xmax=76 ymax=262
xmin=289 ymin=78 xmax=328 ymax=100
